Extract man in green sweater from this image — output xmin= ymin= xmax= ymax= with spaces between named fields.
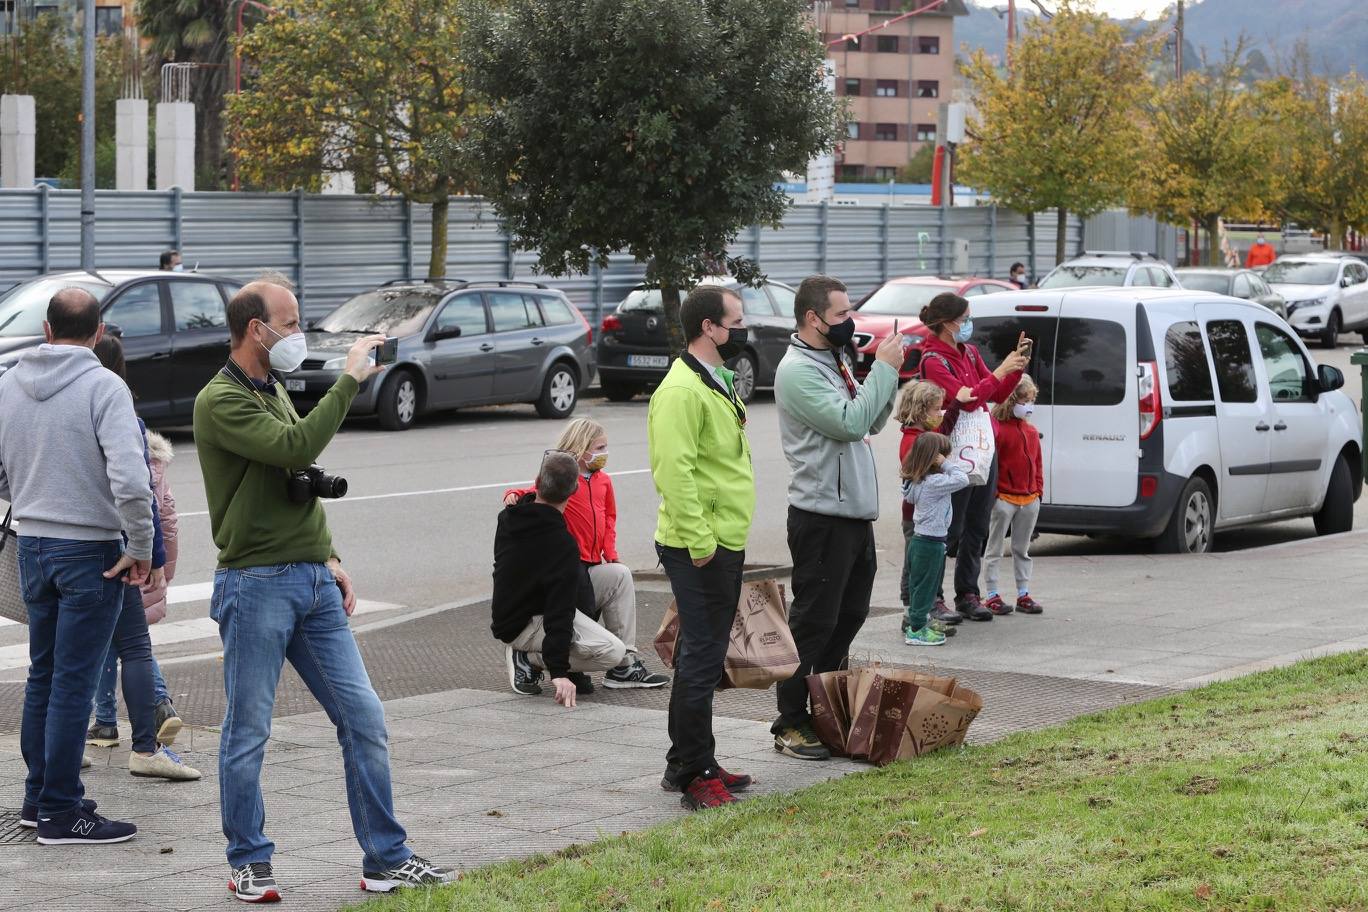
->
xmin=193 ymin=281 xmax=453 ymax=902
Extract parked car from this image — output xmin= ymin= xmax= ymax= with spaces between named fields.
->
xmin=287 ymin=280 xmax=594 ymax=430
xmin=0 ymin=269 xmax=243 ymax=424
xmin=966 ymin=287 xmax=1361 ymax=553
xmin=849 ymin=275 xmax=1016 ymax=380
xmin=1262 ymin=253 xmax=1368 ymax=348
xmin=594 ymin=276 xmax=798 ymax=402
xmin=1174 ymin=267 xmax=1287 ymax=318
xmin=1038 ymin=251 xmax=1183 ymax=290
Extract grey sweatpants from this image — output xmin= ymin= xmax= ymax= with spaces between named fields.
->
xmin=983 ymin=497 xmax=1040 ymax=597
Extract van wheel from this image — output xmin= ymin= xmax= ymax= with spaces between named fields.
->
xmin=536 ymin=362 xmax=578 ymax=419
xmin=1360 ymin=330 xmax=1368 ymax=346
xmin=377 ymin=370 xmax=419 ymax=431
xmin=1319 ymin=309 xmax=1341 ymax=348
xmin=601 ymin=379 xmax=642 ymax=402
xmin=1313 ymin=456 xmax=1354 ymax=535
xmin=1158 ymin=476 xmax=1214 ymax=554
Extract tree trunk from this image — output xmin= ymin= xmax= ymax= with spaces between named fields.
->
xmin=1204 ymin=213 xmax=1222 ymax=265
xmin=661 ymin=284 xmax=685 ymax=359
xmin=1055 ymin=207 xmax=1068 ymax=265
xmin=1327 ymin=216 xmax=1344 ymax=251
xmin=428 ymin=192 xmax=449 ymax=282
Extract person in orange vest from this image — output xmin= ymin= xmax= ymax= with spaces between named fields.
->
xmin=1245 ymin=233 xmax=1277 ymax=268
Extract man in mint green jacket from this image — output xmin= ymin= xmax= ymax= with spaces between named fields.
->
xmin=648 ymin=284 xmax=756 ymax=811
xmin=771 ymin=275 xmax=903 ymax=761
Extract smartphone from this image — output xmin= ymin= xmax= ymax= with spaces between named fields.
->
xmin=893 ymin=319 xmax=912 ymax=354
xmin=375 ymin=337 xmax=398 ymax=366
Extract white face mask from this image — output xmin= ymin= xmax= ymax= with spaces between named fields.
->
xmin=259 ymin=322 xmax=308 ymax=373
xmin=171 ymin=263 xmax=184 ymax=272
xmin=1012 ymin=402 xmax=1034 ymax=419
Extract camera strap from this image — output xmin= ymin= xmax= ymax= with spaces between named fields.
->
xmin=219 ymin=359 xmax=298 ymax=424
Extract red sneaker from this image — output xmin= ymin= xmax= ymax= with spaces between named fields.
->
xmin=983 ymin=594 xmax=1014 ymax=616
xmin=1015 ymin=595 xmax=1044 ymax=614
xmin=680 ymin=774 xmax=738 ymax=811
xmin=662 ymin=766 xmax=752 ymax=793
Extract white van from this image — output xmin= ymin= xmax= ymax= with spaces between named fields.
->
xmin=963 ymin=288 xmax=1363 ymax=553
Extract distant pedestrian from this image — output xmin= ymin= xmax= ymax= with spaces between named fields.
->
xmin=893 ymin=380 xmax=960 ymax=634
xmin=770 ymin=274 xmax=901 ymax=763
xmin=648 ymin=284 xmax=756 ymax=810
xmin=1009 ymin=262 xmax=1029 ymax=290
xmin=0 ymin=287 xmax=152 ymax=845
xmin=901 ymin=432 xmax=970 ymax=646
xmin=194 ymin=281 xmax=453 ymax=900
xmin=1245 ymin=233 xmax=1276 ymax=269
xmin=159 ymin=250 xmax=183 ymax=272
xmin=492 ymin=450 xmax=628 ymax=704
xmin=982 ymin=375 xmax=1045 ymax=616
xmin=502 ymin=417 xmax=668 ymax=691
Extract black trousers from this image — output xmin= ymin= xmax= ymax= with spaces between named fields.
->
xmin=772 ymin=507 xmax=876 ymax=734
xmin=941 ymin=455 xmax=1000 ymax=601
xmin=657 ymin=543 xmax=745 ymax=786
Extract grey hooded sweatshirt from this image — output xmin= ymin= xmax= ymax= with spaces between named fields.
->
xmin=0 ymin=344 xmax=154 ymax=559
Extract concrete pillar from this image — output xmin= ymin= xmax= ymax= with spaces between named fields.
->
xmin=155 ymin=102 xmax=196 ymax=191
xmin=0 ymin=94 xmax=37 ymax=188
xmin=116 ymin=98 xmax=149 ymax=191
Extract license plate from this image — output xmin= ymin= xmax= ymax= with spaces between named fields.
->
xmin=284 ymin=379 xmax=306 ymax=392
xmin=627 ymin=355 xmax=669 ymax=368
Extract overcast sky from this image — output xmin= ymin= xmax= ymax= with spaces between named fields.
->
xmin=1083 ymin=0 xmax=1174 ymax=18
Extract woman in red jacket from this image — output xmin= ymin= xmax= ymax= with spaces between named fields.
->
xmin=916 ymin=293 xmax=1028 ymax=621
xmin=984 ymin=376 xmax=1045 ymax=615
xmin=503 ymin=418 xmax=667 ymax=690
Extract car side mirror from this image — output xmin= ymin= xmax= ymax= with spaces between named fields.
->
xmin=103 ymin=322 xmax=123 ymax=339
xmin=1341 ymin=276 xmax=1353 ymax=288
xmin=429 ymin=326 xmax=461 ymax=342
xmin=1318 ymin=364 xmax=1344 ymax=392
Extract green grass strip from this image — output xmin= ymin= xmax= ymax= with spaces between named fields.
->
xmin=352 ymin=652 xmax=1368 ymax=911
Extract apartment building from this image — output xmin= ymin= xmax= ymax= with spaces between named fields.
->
xmin=1 ymin=0 xmax=133 ymax=37
xmin=820 ymin=0 xmax=968 ymax=180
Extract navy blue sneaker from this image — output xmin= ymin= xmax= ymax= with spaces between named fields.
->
xmin=36 ymin=806 xmax=135 ymax=845
xmin=20 ymin=798 xmax=97 ymax=829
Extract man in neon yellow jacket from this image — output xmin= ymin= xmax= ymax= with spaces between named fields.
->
xmin=648 ymin=284 xmax=755 ymax=811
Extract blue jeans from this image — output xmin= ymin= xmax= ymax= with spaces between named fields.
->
xmin=211 ymin=562 xmax=410 ymax=871
xmin=90 ymin=586 xmax=161 ymax=754
xmin=17 ymin=537 xmax=125 ymax=816
xmin=94 ymin=645 xmax=171 ymax=726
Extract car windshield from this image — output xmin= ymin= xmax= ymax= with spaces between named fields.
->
xmin=1263 ymin=261 xmax=1339 ymax=286
xmin=856 ymin=283 xmax=950 ymax=316
xmin=315 ymin=290 xmax=440 ymax=336
xmin=1178 ymin=273 xmax=1231 ymax=294
xmin=1039 ymin=265 xmax=1128 ymax=288
xmin=0 ymin=278 xmax=112 ymax=337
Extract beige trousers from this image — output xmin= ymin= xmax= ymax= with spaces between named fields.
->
xmin=508 ymin=610 xmax=627 ymax=674
xmin=587 ymin=562 xmax=638 ymax=655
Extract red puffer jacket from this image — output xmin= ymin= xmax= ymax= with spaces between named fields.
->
xmin=504 ymin=469 xmax=619 ymax=563
xmin=995 ymin=417 xmax=1044 ymax=498
xmin=917 ymin=334 xmax=1022 ymax=434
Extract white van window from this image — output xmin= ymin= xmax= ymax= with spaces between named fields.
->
xmin=1164 ymin=321 xmax=1214 ymax=401
xmin=1204 ymin=320 xmax=1257 ymax=403
xmin=1053 ymin=318 xmax=1126 ymax=406
xmin=969 ymin=315 xmax=1057 ymax=405
xmin=1255 ymin=324 xmax=1312 ymax=402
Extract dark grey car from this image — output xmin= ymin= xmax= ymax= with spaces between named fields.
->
xmin=1174 ymin=268 xmax=1287 ymax=318
xmin=287 ymin=280 xmax=596 ymax=430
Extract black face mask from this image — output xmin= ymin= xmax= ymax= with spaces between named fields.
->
xmin=716 ymin=326 xmax=747 ymax=361
xmin=820 ymin=316 xmax=856 ymax=348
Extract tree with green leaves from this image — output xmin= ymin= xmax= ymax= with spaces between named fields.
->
xmin=460 ymin=0 xmax=842 ymax=355
xmin=1132 ymin=43 xmax=1278 ymax=265
xmin=227 ymin=0 xmax=473 ymax=280
xmin=900 ymin=144 xmax=936 ymax=184
xmin=959 ymin=2 xmax=1157 ymax=264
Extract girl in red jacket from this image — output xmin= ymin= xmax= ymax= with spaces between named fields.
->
xmin=894 ymin=381 xmax=961 ymax=634
xmin=983 ymin=376 xmax=1045 ymax=615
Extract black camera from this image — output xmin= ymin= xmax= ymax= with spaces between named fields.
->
xmin=286 ymin=465 xmax=348 ymax=503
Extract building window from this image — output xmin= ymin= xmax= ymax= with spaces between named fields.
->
xmin=844 ymin=0 xmax=860 ymax=6
xmin=844 ymin=78 xmax=861 ymax=96
xmin=840 ymin=165 xmax=863 ymax=180
xmin=873 ymin=0 xmax=892 ymax=10
xmin=846 ymin=122 xmax=861 ymax=140
xmin=873 ymin=166 xmax=898 ymax=180
xmin=915 ymin=123 xmax=936 ymax=142
xmin=875 ymin=123 xmax=897 ymax=141
xmin=917 ymin=35 xmax=940 ymax=54
xmin=94 ymin=5 xmax=123 ymax=36
xmin=876 ymin=35 xmax=898 ymax=53
xmin=916 ymin=80 xmax=940 ymax=98
xmin=875 ymin=79 xmax=898 ymax=97
xmin=845 ymin=36 xmax=860 ymax=51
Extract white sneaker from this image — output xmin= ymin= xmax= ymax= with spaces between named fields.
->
xmin=81 ymin=753 xmax=92 ymax=769
xmin=129 ymin=745 xmax=201 ymax=781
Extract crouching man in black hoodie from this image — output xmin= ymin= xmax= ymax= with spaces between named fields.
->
xmin=491 ymin=451 xmax=628 ymax=707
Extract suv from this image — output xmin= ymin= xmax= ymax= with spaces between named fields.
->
xmin=288 ymin=280 xmax=595 ymax=430
xmin=1039 ymin=251 xmax=1182 ymax=290
xmin=1174 ymin=268 xmax=1286 ymax=318
xmin=1262 ymin=254 xmax=1368 ymax=348
xmin=595 ymin=277 xmax=798 ymax=402
xmin=967 ymin=288 xmax=1361 ymax=553
xmin=0 ymin=269 xmax=243 ymax=424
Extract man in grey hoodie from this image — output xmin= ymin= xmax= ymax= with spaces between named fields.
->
xmin=0 ymin=288 xmax=152 ymax=846
xmin=770 ymin=275 xmax=903 ymax=761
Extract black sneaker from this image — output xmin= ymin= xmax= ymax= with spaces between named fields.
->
xmin=86 ymin=722 xmax=119 ymax=748
xmin=36 ymin=806 xmax=135 ymax=845
xmin=20 ymin=798 xmax=97 ymax=829
xmin=662 ymin=765 xmax=752 ymax=793
xmin=361 ymin=853 xmax=458 ymax=892
xmin=929 ymin=601 xmax=963 ymax=626
xmin=229 ymin=862 xmax=281 ymax=903
xmin=956 ymin=594 xmax=994 ymax=622
xmin=603 ymin=657 xmax=670 ymax=689
xmin=773 ymin=723 xmax=831 ymax=761
xmin=154 ymin=700 xmax=183 ymax=746
xmin=505 ymin=646 xmax=542 ymax=696
xmin=567 ymin=672 xmax=595 ymax=695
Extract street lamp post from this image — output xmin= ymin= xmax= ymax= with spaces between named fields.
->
xmin=80 ymin=0 xmax=95 ymax=269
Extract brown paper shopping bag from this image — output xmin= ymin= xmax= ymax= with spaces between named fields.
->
xmin=653 ymin=579 xmax=800 ymax=690
xmin=805 ymin=670 xmax=852 ymax=756
xmin=866 ymin=677 xmax=922 ymax=767
xmin=895 ymin=683 xmax=985 ymax=758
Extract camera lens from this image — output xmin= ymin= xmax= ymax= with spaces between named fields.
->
xmin=322 ymin=475 xmax=348 ymax=499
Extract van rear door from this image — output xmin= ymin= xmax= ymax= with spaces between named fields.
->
xmin=1049 ymin=296 xmax=1137 ymax=506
